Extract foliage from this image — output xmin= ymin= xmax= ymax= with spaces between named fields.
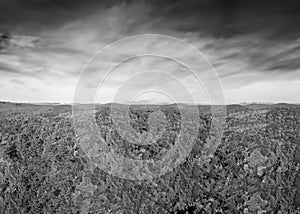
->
xmin=0 ymin=103 xmax=300 ymax=213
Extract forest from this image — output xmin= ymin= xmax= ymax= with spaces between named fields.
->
xmin=0 ymin=102 xmax=300 ymax=213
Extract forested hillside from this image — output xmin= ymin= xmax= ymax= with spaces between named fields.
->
xmin=0 ymin=102 xmax=299 ymax=213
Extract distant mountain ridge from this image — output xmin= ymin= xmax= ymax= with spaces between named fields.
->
xmin=0 ymin=101 xmax=299 ymax=108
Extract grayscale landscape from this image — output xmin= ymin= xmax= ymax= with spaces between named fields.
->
xmin=0 ymin=0 xmax=300 ymax=213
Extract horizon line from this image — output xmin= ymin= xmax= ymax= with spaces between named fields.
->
xmin=1 ymin=100 xmax=299 ymax=106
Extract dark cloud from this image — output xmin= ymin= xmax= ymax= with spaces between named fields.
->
xmin=0 ymin=64 xmax=19 ymax=74
xmin=0 ymin=63 xmax=39 ymax=79
xmin=1 ymin=0 xmax=299 ymax=35
xmin=212 ymin=37 xmax=300 ymax=73
xmin=10 ymin=78 xmax=24 ymax=85
xmin=1 ymin=0 xmax=299 ymax=42
xmin=149 ymin=0 xmax=300 ymax=40
xmin=248 ymin=45 xmax=300 ymax=72
xmin=268 ymin=58 xmax=300 ymax=71
xmin=0 ymin=33 xmax=11 ymax=50
xmin=0 ymin=0 xmax=120 ymax=32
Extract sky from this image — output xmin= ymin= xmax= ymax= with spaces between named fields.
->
xmin=0 ymin=0 xmax=300 ymax=104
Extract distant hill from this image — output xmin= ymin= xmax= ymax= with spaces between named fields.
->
xmin=1 ymin=101 xmax=300 ymax=111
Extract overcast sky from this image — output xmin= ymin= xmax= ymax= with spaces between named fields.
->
xmin=0 ymin=0 xmax=300 ymax=104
